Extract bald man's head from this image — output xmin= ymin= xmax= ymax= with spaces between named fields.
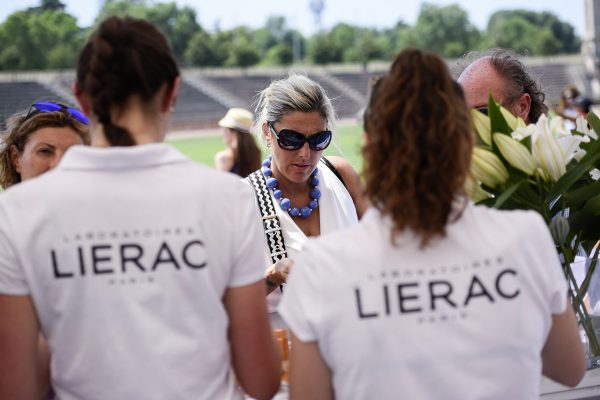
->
xmin=457 ymin=51 xmax=546 ymax=124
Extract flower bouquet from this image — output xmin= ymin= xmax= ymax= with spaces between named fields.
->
xmin=468 ymin=96 xmax=600 ymax=358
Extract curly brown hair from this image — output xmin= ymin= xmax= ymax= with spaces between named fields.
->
xmin=0 ymin=110 xmax=90 ymax=189
xmin=363 ymin=49 xmax=473 ymax=247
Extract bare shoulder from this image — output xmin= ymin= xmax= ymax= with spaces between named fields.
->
xmin=323 ymin=155 xmax=355 ymax=179
xmin=214 ymin=149 xmax=233 ymax=171
xmin=322 ymin=156 xmax=369 ymax=219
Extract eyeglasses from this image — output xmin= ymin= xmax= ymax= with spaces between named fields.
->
xmin=476 ymin=107 xmax=488 ymax=116
xmin=26 ymin=101 xmax=89 ymax=125
xmin=268 ymin=122 xmax=332 ymax=151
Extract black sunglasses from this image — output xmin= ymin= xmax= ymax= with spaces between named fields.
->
xmin=26 ymin=101 xmax=89 ymax=125
xmin=268 ymin=122 xmax=332 ymax=151
xmin=476 ymin=107 xmax=488 ymax=116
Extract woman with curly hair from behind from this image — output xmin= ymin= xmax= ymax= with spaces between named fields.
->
xmin=278 ymin=48 xmax=584 ymax=399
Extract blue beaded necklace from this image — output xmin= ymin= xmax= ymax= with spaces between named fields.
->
xmin=261 ymin=156 xmax=321 ymax=218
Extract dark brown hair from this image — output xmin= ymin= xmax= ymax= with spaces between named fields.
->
xmin=0 ymin=111 xmax=89 ymax=188
xmin=363 ymin=48 xmax=473 ymax=247
xmin=232 ymin=129 xmax=261 ymax=178
xmin=76 ymin=16 xmax=179 ymax=146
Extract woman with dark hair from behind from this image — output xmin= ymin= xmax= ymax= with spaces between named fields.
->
xmin=0 ymin=16 xmax=280 ymax=400
xmin=215 ymin=107 xmax=262 ymax=177
xmin=279 ymin=49 xmax=585 ymax=399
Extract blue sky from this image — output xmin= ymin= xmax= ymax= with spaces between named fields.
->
xmin=0 ymin=0 xmax=587 ymax=36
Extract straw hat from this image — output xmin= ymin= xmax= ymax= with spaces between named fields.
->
xmin=218 ymin=107 xmax=254 ymax=133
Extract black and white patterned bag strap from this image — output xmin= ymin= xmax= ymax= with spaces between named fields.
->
xmin=246 ymin=170 xmax=288 ymax=264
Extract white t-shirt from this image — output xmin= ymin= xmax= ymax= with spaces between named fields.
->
xmin=279 ymin=204 xmax=567 ymax=400
xmin=247 ymin=160 xmax=358 ymax=316
xmin=0 ymin=143 xmax=266 ymax=400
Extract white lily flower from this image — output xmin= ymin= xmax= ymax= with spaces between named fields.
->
xmin=499 ymin=107 xmax=518 ymax=130
xmin=591 ymin=168 xmax=600 ymax=181
xmin=470 ymin=109 xmax=492 ymax=145
xmin=549 ymin=115 xmax=569 ymax=137
xmin=531 ymin=115 xmax=566 ymax=182
xmin=512 ymin=123 xmax=536 ymax=141
xmin=558 ymin=135 xmax=586 ymax=162
xmin=471 ymin=147 xmax=509 ymax=188
xmin=493 ymin=133 xmax=536 ymax=175
xmin=575 ymin=116 xmax=598 ymax=140
xmin=465 ymin=176 xmax=491 ymax=202
xmin=535 ymin=167 xmax=551 ymax=182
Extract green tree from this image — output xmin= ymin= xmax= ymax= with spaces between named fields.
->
xmin=35 ymin=0 xmax=66 ymax=11
xmin=184 ymin=29 xmax=222 ymax=67
xmin=147 ymin=4 xmax=200 ymax=62
xmin=330 ymin=23 xmax=357 ymax=62
xmin=344 ymin=29 xmax=383 ymax=68
xmin=0 ymin=9 xmax=83 ymax=70
xmin=486 ymin=10 xmax=580 ymax=55
xmin=226 ymin=33 xmax=260 ymax=68
xmin=253 ymin=16 xmax=304 ymax=65
xmin=95 ymin=0 xmax=148 ymax=22
xmin=379 ymin=20 xmax=409 ymax=59
xmin=307 ymin=32 xmax=338 ymax=64
xmin=262 ymin=42 xmax=294 ymax=65
xmin=398 ymin=3 xmax=480 ymax=57
xmin=97 ymin=0 xmax=202 ymax=62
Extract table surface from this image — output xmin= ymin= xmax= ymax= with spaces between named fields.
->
xmin=540 ymin=368 xmax=600 ymax=400
xmin=249 ymin=371 xmax=600 ymax=399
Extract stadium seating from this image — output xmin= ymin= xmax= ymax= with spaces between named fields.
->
xmin=0 ymin=56 xmax=591 ymax=131
xmin=0 ymin=81 xmax=71 ymax=129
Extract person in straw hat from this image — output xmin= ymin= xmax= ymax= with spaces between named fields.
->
xmin=215 ymin=107 xmax=262 ymax=177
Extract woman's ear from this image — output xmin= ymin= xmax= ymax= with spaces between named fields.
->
xmin=72 ymin=83 xmax=91 ymax=116
xmin=9 ymin=145 xmax=21 ymax=174
xmin=262 ymin=122 xmax=270 ymax=144
xmin=163 ymin=77 xmax=181 ymax=112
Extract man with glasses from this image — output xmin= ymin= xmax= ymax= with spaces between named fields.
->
xmin=456 ymin=49 xmax=547 ymax=123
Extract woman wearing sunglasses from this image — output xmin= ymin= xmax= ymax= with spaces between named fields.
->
xmin=279 ymin=49 xmax=585 ymax=399
xmin=0 ymin=16 xmax=280 ymax=400
xmin=248 ymin=74 xmax=368 ymax=327
xmin=0 ymin=101 xmax=90 ymax=189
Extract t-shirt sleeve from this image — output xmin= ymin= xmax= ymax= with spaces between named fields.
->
xmin=0 ymin=202 xmax=29 ymax=295
xmin=227 ymin=182 xmax=269 ymax=287
xmin=529 ymin=212 xmax=568 ymax=314
xmin=278 ymin=242 xmax=320 ymax=342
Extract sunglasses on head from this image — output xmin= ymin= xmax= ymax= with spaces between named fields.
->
xmin=268 ymin=122 xmax=332 ymax=151
xmin=26 ymin=101 xmax=89 ymax=125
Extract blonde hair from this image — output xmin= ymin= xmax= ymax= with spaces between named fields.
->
xmin=253 ymin=73 xmax=337 ymax=139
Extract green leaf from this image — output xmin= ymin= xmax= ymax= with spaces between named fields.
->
xmin=487 ymin=94 xmax=512 ymax=135
xmin=493 ymin=180 xmax=528 ymax=208
xmin=516 ymin=181 xmax=543 ymax=206
xmin=547 ymin=140 xmax=600 ymax=201
xmin=564 ymin=180 xmax=600 ymax=209
xmin=475 ymin=197 xmax=496 ymax=207
xmin=569 ymin=194 xmax=600 ymax=231
xmin=520 ymin=135 xmax=532 ymax=152
xmin=588 ymin=111 xmax=600 ymax=135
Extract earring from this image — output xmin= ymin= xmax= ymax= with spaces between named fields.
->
xmin=267 ymin=141 xmax=271 ymax=148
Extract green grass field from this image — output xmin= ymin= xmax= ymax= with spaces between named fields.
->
xmin=167 ymin=122 xmax=365 ymax=171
